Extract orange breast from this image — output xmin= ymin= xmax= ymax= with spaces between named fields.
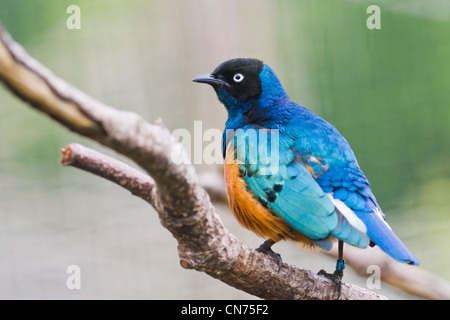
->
xmin=224 ymin=150 xmax=314 ymax=246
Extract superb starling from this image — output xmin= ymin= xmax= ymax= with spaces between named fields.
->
xmin=193 ymin=58 xmax=419 ymax=295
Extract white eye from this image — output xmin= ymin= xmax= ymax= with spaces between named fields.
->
xmin=233 ymin=73 xmax=244 ymax=83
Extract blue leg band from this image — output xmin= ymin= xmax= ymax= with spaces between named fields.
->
xmin=336 ymin=259 xmax=346 ymax=271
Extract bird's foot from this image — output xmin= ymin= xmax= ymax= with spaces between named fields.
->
xmin=318 ymin=242 xmax=346 ymax=299
xmin=255 ymin=239 xmax=283 ymax=272
xmin=317 ymin=263 xmax=344 ymax=299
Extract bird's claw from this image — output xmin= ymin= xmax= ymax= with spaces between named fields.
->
xmin=256 ymin=240 xmax=283 ymax=272
xmin=317 ymin=269 xmax=343 ymax=299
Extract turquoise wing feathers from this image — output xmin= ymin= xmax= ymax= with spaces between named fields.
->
xmin=225 ymin=125 xmax=370 ymax=250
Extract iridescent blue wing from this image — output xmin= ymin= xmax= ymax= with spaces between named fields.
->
xmin=226 ymin=126 xmax=370 ymax=250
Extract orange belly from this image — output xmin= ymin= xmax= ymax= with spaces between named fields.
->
xmin=224 ymin=151 xmax=314 ymax=247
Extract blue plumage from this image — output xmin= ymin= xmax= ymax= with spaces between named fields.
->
xmin=193 ymin=58 xmax=419 ymax=267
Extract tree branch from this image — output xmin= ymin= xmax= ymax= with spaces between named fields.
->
xmin=0 ymin=21 xmax=386 ymax=299
xmin=60 ymin=143 xmax=157 ymax=207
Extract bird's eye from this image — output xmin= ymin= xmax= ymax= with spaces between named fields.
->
xmin=233 ymin=73 xmax=244 ymax=83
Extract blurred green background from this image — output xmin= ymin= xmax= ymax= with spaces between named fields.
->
xmin=0 ymin=0 xmax=449 ymax=299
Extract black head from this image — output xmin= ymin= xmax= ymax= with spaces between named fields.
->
xmin=193 ymin=58 xmax=264 ymax=102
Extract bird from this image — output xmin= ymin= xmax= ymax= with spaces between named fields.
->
xmin=192 ymin=58 xmax=419 ymax=295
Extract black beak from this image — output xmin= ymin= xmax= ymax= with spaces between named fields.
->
xmin=192 ymin=73 xmax=230 ymax=88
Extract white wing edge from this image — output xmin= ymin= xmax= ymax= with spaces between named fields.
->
xmin=327 ymin=193 xmax=368 ymax=234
